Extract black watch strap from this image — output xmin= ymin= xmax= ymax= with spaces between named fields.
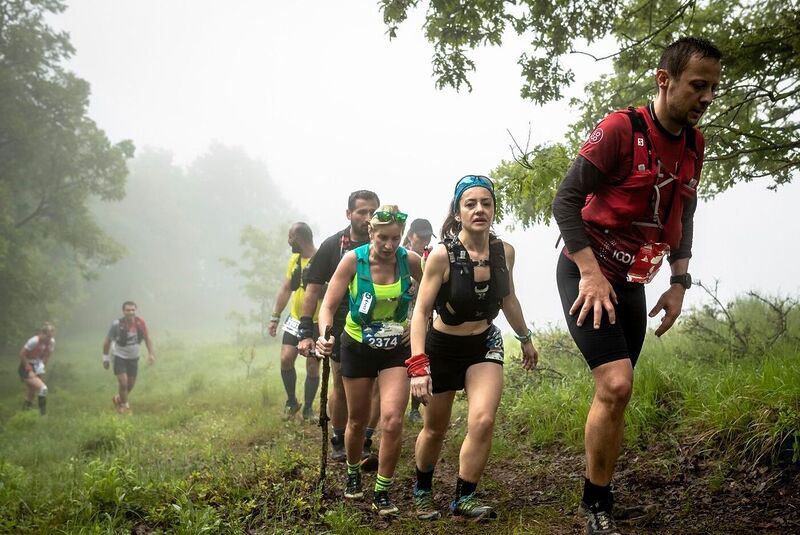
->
xmin=670 ymin=273 xmax=692 ymax=289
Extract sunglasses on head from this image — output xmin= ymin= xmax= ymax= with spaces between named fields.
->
xmin=373 ymin=211 xmax=408 ymax=224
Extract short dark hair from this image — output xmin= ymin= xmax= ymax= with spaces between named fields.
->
xmin=658 ymin=37 xmax=722 ymax=79
xmin=293 ymin=222 xmax=313 ymax=243
xmin=347 ymin=190 xmax=380 ymax=211
xmin=122 ymin=301 xmax=137 ymax=310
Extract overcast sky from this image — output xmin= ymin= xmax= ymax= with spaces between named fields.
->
xmin=55 ymin=1 xmax=799 ymax=330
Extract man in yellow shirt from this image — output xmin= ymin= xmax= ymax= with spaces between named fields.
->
xmin=269 ymin=222 xmax=321 ymax=420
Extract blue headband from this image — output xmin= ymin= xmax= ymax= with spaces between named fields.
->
xmin=451 ymin=175 xmax=496 ymax=214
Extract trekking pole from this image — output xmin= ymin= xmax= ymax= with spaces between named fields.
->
xmin=316 ymin=326 xmax=333 ymax=492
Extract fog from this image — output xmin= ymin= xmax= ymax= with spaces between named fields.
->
xmin=56 ymin=1 xmax=799 ymax=334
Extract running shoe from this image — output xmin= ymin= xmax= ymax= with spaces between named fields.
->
xmin=450 ymin=494 xmax=497 ymax=521
xmin=330 ymin=435 xmax=346 ymax=462
xmin=372 ymin=491 xmax=399 ymax=516
xmin=284 ymin=401 xmax=302 ymax=419
xmin=408 ymin=409 xmax=422 ymax=423
xmin=344 ymin=470 xmax=363 ymax=499
xmin=413 ymin=484 xmax=441 ymax=520
xmin=583 ymin=502 xmax=621 ymax=535
xmin=579 ymin=500 xmax=656 ymax=525
xmin=360 ymin=438 xmax=378 ymax=472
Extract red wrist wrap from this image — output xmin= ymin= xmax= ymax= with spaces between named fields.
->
xmin=405 ymin=353 xmax=430 ymax=378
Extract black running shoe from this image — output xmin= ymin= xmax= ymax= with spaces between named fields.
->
xmin=344 ymin=471 xmax=363 ymax=499
xmin=360 ymin=438 xmax=378 ymax=472
xmin=330 ymin=434 xmax=346 ymax=462
xmin=372 ymin=490 xmax=399 ymax=516
xmin=584 ymin=502 xmax=621 ymax=535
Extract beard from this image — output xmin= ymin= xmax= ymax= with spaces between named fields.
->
xmin=290 ymin=243 xmax=302 ymax=253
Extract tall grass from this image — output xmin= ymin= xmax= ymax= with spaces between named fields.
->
xmin=501 ymin=295 xmax=800 ymax=468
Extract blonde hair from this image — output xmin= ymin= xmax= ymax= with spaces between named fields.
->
xmin=368 ymin=205 xmax=406 ymax=231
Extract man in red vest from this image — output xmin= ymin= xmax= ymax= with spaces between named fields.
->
xmin=553 ymin=37 xmax=722 ymax=534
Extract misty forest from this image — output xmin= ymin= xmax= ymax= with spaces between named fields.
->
xmin=1 ymin=1 xmax=798 ymax=534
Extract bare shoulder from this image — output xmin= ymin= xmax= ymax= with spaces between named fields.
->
xmin=425 ymin=243 xmax=449 ymax=269
xmin=500 ymin=240 xmax=516 ymax=268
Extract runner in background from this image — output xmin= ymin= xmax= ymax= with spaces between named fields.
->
xmin=269 ymin=222 xmax=321 ymax=420
xmin=18 ymin=322 xmax=56 ymax=415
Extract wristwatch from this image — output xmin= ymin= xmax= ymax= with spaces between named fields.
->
xmin=670 ymin=273 xmax=692 ymax=289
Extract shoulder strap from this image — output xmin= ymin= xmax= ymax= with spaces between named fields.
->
xmin=394 ymin=247 xmax=412 ymax=322
xmin=685 ymin=126 xmax=697 ymax=154
xmin=626 ymin=107 xmax=653 ymax=170
xmin=349 ymin=244 xmax=376 ymax=324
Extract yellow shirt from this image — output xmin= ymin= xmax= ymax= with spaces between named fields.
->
xmin=286 ymin=254 xmax=320 ymax=321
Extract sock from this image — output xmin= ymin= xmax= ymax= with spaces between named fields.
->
xmin=411 ymin=397 xmax=420 ymax=411
xmin=374 ymin=474 xmax=392 ymax=493
xmin=365 ymin=427 xmax=375 ymax=440
xmin=333 ymin=427 xmax=345 ymax=439
xmin=455 ymin=477 xmax=477 ymax=500
xmin=583 ymin=478 xmax=613 ymax=510
xmin=346 ymin=462 xmax=360 ymax=475
xmin=37 ymin=395 xmax=47 ymax=415
xmin=280 ymin=369 xmax=297 ymax=405
xmin=416 ymin=466 xmax=434 ymax=491
xmin=303 ymin=375 xmax=319 ymax=411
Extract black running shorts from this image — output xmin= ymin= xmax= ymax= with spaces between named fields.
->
xmin=556 ymin=253 xmax=647 ymax=369
xmin=426 ymin=325 xmax=504 ymax=394
xmin=339 ymin=332 xmax=409 ymax=378
xmin=113 ymin=356 xmax=140 ymax=377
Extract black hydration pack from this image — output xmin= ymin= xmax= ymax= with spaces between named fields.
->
xmin=434 ymin=237 xmax=510 ymax=325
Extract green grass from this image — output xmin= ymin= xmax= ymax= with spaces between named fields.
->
xmin=501 ymin=329 xmax=800 ymax=467
xmin=1 ymin=306 xmax=798 ymax=533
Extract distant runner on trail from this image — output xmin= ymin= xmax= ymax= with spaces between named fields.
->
xmin=408 ymin=175 xmax=538 ymax=521
xmin=552 ymin=37 xmax=722 ymax=535
xmin=402 ymin=218 xmax=435 ymax=423
xmin=18 ymin=322 xmax=56 ymax=415
xmin=296 ymin=190 xmax=382 ymax=464
xmin=103 ymin=301 xmax=155 ymax=414
xmin=268 ymin=222 xmax=321 ymax=420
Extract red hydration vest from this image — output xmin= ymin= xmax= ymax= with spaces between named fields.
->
xmin=581 ymin=107 xmax=700 ymax=251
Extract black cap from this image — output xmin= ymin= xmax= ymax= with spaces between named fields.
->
xmin=408 ymin=218 xmax=435 ymax=238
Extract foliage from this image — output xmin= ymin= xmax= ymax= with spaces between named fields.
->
xmin=70 ymin=145 xmax=292 ymax=332
xmin=680 ymin=282 xmax=800 ymax=358
xmin=0 ymin=0 xmax=134 ymax=347
xmin=381 ymin=0 xmax=800 ymax=224
xmin=221 ymin=223 xmax=289 ymax=339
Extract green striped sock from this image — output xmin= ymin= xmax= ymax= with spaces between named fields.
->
xmin=346 ymin=462 xmax=360 ymax=476
xmin=374 ymin=474 xmax=392 ymax=493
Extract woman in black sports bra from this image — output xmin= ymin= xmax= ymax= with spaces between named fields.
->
xmin=405 ymin=175 xmax=539 ymax=521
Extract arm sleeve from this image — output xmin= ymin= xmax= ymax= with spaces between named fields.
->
xmin=668 ymin=196 xmax=697 ymax=263
xmin=552 ymin=156 xmax=604 ymax=254
xmin=669 ymin=128 xmax=704 ymax=264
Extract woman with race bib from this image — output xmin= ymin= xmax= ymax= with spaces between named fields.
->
xmin=406 ymin=175 xmax=539 ymax=521
xmin=316 ymin=205 xmax=423 ymax=516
